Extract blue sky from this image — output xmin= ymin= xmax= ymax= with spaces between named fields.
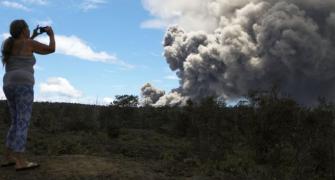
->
xmin=0 ymin=0 xmax=179 ymax=105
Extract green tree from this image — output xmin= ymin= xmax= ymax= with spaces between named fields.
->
xmin=112 ymin=95 xmax=139 ymax=108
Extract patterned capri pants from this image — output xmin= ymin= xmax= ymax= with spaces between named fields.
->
xmin=3 ymin=84 xmax=34 ymax=153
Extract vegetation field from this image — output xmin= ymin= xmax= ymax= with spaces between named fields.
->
xmin=0 ymin=91 xmax=334 ymax=179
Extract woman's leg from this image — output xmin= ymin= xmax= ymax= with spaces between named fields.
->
xmin=3 ymin=85 xmax=34 ymax=167
xmin=11 ymin=85 xmax=34 ymax=153
xmin=3 ymin=85 xmax=17 ymax=161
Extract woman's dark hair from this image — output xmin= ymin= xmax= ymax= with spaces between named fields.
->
xmin=1 ymin=19 xmax=28 ymax=67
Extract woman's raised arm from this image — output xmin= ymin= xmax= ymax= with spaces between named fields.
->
xmin=30 ymin=26 xmax=55 ymax=55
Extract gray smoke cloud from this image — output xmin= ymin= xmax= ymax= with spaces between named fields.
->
xmin=141 ymin=0 xmax=335 ymax=106
xmin=140 ymin=83 xmax=165 ymax=106
xmin=140 ymin=83 xmax=187 ymax=107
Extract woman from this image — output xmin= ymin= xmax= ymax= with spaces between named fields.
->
xmin=1 ymin=19 xmax=55 ymax=171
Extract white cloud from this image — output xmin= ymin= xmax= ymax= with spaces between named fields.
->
xmin=36 ymin=34 xmax=134 ymax=68
xmin=22 ymin=0 xmax=47 ymax=5
xmin=104 ymin=69 xmax=116 ymax=73
xmin=34 ymin=65 xmax=44 ymax=71
xmin=141 ymin=19 xmax=171 ymax=29
xmin=36 ymin=18 xmax=53 ymax=26
xmin=164 ymin=74 xmax=179 ymax=80
xmin=40 ymin=77 xmax=83 ymax=98
xmin=36 ymin=35 xmax=114 ymax=62
xmin=102 ymin=97 xmax=114 ymax=105
xmin=1 ymin=1 xmax=31 ymax=11
xmin=2 ymin=32 xmax=133 ymax=68
xmin=149 ymin=52 xmax=162 ymax=57
xmin=80 ymin=0 xmax=107 ymax=11
xmin=35 ymin=93 xmax=114 ymax=106
xmin=35 ymin=95 xmax=95 ymax=105
xmin=38 ymin=77 xmax=116 ymax=105
xmin=141 ymin=0 xmax=219 ymax=32
xmin=2 ymin=33 xmax=10 ymax=40
xmin=0 ymin=89 xmax=5 ymax=100
xmin=153 ymin=79 xmax=163 ymax=83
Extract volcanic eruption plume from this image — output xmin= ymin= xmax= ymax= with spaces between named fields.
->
xmin=141 ymin=0 xmax=335 ymax=106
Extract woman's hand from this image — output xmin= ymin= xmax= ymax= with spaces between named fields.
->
xmin=30 ymin=25 xmax=40 ymax=39
xmin=45 ymin=26 xmax=54 ymax=37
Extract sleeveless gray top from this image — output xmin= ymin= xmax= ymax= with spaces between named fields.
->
xmin=3 ymin=55 xmax=36 ymax=87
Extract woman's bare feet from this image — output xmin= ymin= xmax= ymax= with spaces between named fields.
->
xmin=2 ymin=148 xmax=39 ymax=170
xmin=12 ymin=152 xmax=39 ymax=170
xmin=15 ymin=160 xmax=39 ymax=170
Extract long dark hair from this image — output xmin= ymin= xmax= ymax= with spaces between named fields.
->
xmin=1 ymin=19 xmax=28 ymax=67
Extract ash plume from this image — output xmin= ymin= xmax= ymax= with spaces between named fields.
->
xmin=140 ymin=83 xmax=187 ymax=107
xmin=142 ymin=0 xmax=335 ymax=106
xmin=140 ymin=83 xmax=165 ymax=106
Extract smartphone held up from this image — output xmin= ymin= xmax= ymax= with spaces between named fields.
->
xmin=35 ymin=25 xmax=48 ymax=35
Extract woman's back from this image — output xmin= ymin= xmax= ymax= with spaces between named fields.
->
xmin=3 ymin=55 xmax=36 ymax=87
xmin=3 ymin=38 xmax=37 ymax=87
xmin=2 ymin=29 xmax=54 ymax=87
xmin=11 ymin=39 xmax=34 ymax=56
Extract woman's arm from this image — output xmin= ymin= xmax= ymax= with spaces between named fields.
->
xmin=30 ymin=26 xmax=55 ymax=55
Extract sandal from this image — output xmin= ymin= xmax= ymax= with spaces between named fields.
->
xmin=16 ymin=162 xmax=40 ymax=171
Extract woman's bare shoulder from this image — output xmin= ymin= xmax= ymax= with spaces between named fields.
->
xmin=27 ymin=39 xmax=47 ymax=47
xmin=26 ymin=39 xmax=37 ymax=45
xmin=11 ymin=39 xmax=34 ymax=56
xmin=26 ymin=39 xmax=39 ymax=50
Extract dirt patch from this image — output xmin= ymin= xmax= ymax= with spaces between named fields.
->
xmin=0 ymin=154 xmax=179 ymax=180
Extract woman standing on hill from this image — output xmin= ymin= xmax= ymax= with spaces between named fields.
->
xmin=1 ymin=19 xmax=55 ymax=171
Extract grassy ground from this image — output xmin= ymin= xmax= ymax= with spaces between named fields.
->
xmin=0 ymin=154 xmax=184 ymax=180
xmin=0 ymin=128 xmax=234 ymax=180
